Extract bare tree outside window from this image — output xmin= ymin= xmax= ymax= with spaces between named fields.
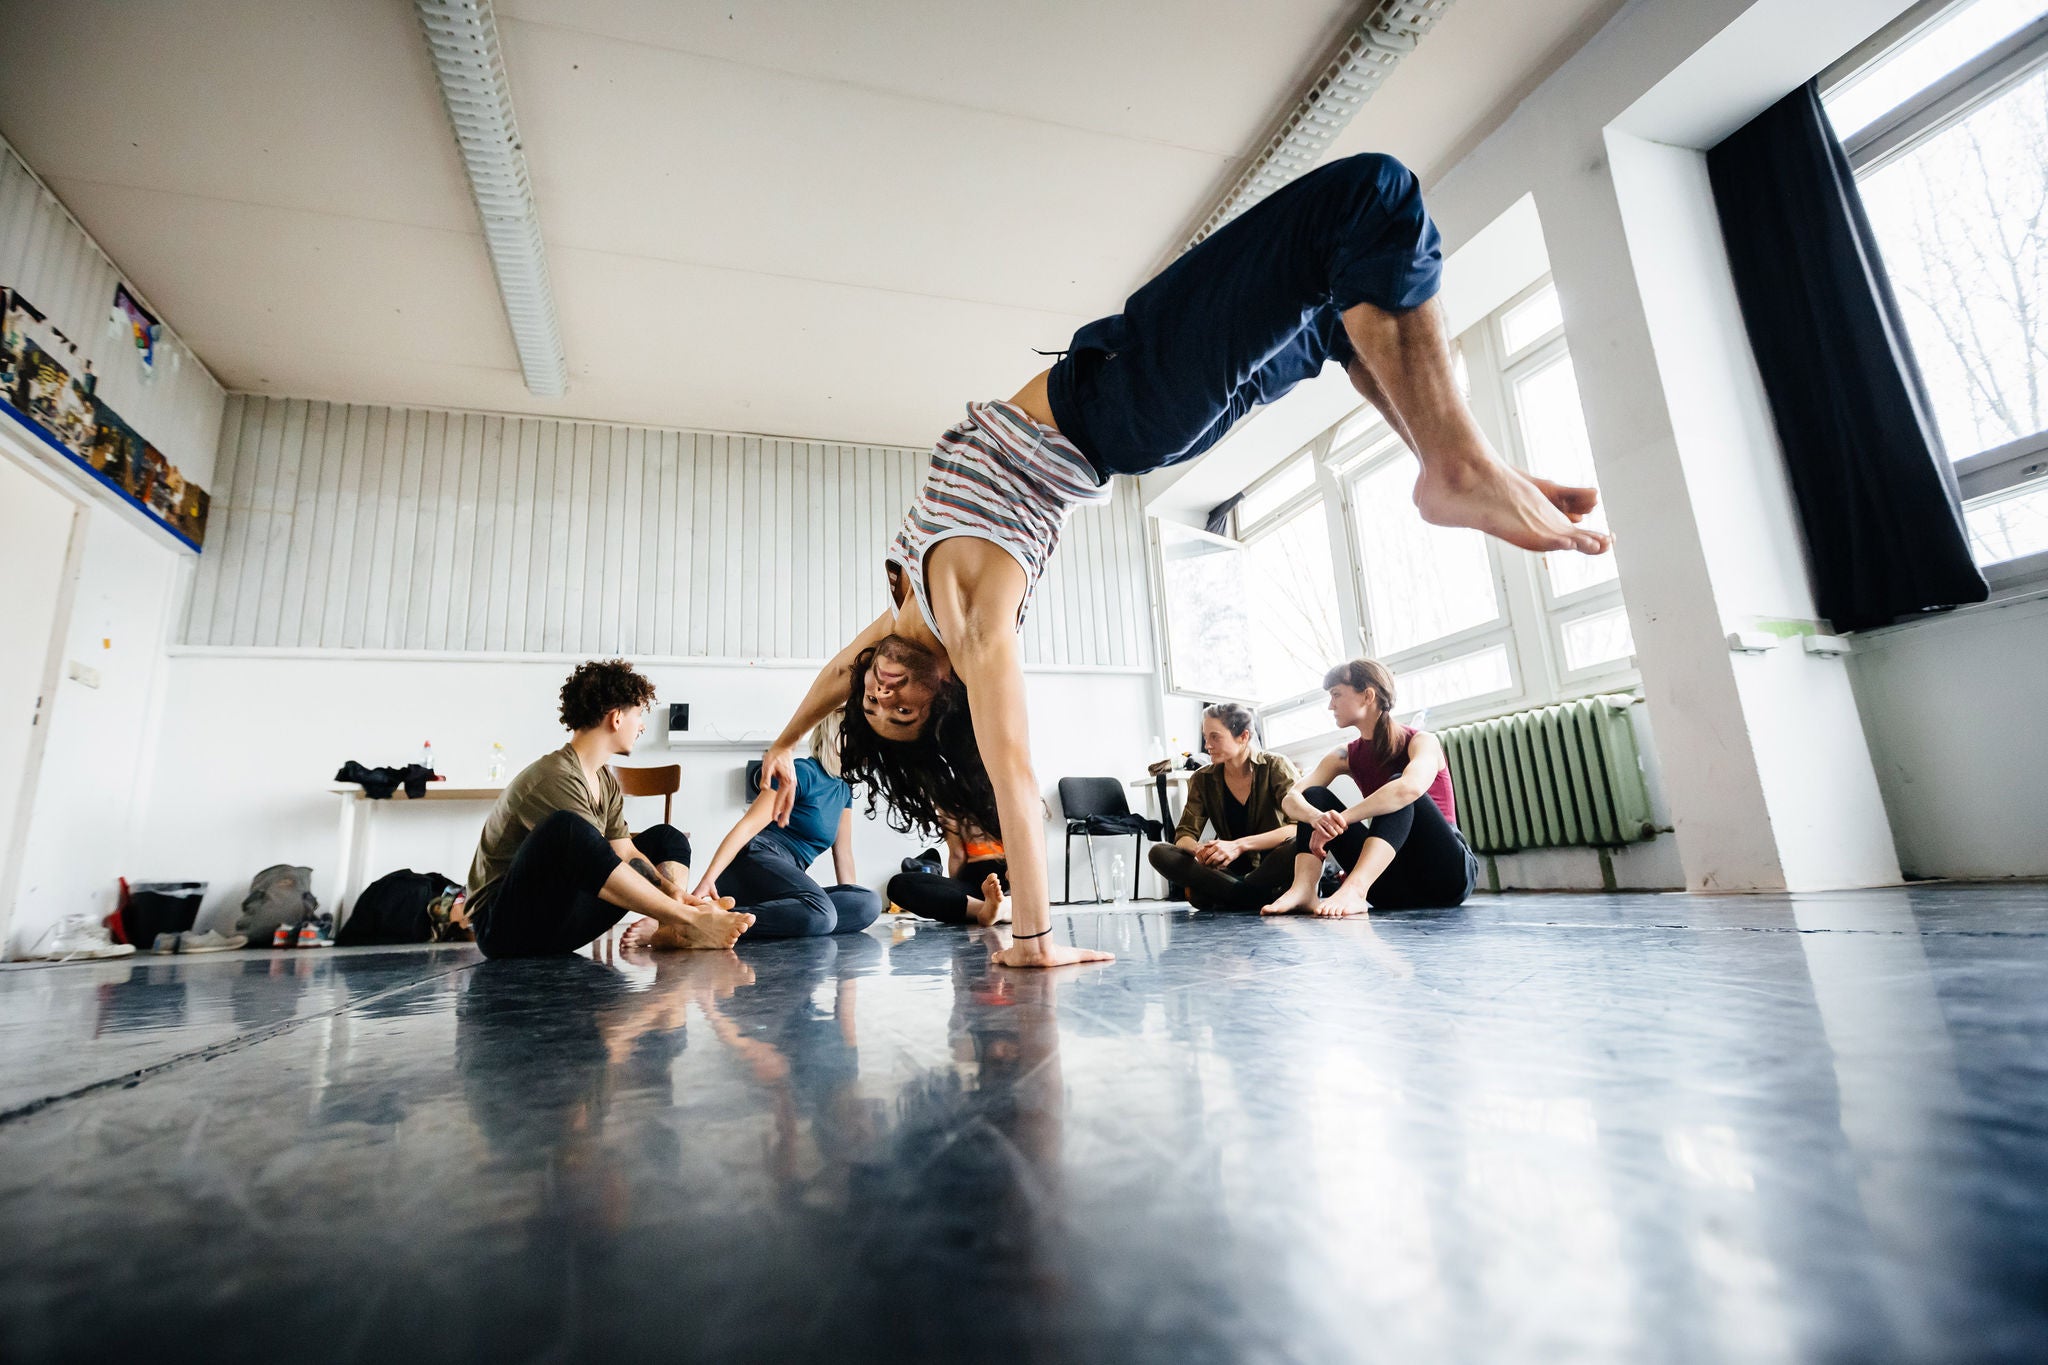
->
xmin=1857 ymin=65 xmax=2048 ymax=561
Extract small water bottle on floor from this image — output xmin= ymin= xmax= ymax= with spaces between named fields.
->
xmin=488 ymin=741 xmax=506 ymax=782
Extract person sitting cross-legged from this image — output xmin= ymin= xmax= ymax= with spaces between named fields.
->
xmin=629 ymin=713 xmax=880 ymax=946
xmin=1147 ymin=702 xmax=1303 ymax=911
xmin=1260 ymin=659 xmax=1479 ymax=919
xmin=466 ymin=659 xmax=754 ymax=958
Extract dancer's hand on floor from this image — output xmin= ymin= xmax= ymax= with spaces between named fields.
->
xmin=990 ymin=934 xmax=1115 ymax=969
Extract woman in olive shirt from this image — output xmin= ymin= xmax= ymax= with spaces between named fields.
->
xmin=1146 ymin=702 xmax=1303 ymax=911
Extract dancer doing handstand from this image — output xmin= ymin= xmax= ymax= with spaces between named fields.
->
xmin=758 ymin=152 xmax=1608 ymax=968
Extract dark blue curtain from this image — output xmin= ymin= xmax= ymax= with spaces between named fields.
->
xmin=1707 ymin=81 xmax=1987 ymax=631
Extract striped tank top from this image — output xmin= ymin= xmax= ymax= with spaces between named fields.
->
xmin=886 ymin=400 xmax=1111 ymax=643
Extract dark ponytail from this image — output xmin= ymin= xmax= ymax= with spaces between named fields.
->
xmin=1322 ymin=658 xmax=1400 ymax=769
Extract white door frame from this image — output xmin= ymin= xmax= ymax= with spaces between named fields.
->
xmin=0 ymin=437 xmax=89 ymax=953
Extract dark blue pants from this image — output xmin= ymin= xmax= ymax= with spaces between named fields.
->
xmin=722 ymin=836 xmax=882 ymax=940
xmin=1048 ymin=152 xmax=1441 ymax=478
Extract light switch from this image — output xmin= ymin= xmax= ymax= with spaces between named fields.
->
xmin=67 ymin=661 xmax=102 ymax=689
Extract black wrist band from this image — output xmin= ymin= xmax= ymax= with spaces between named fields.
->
xmin=1012 ymin=927 xmax=1052 ymax=940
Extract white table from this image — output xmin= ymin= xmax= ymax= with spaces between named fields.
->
xmin=328 ymin=782 xmax=503 ymax=917
xmin=1128 ymin=771 xmax=1197 ymax=899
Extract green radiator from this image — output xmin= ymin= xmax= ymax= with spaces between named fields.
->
xmin=1439 ymin=694 xmax=1655 ymax=854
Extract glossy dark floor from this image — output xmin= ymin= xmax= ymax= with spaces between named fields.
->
xmin=3 ymin=886 xmax=2046 ymax=1364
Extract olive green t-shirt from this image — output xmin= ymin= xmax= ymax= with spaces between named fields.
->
xmin=466 ymin=745 xmax=628 ymax=914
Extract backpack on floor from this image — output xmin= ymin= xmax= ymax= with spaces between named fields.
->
xmin=236 ymin=865 xmax=317 ymax=944
xmin=337 ymin=869 xmax=462 ymax=946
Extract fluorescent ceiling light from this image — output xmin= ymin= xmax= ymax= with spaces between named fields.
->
xmin=416 ymin=0 xmax=567 ymax=397
xmin=1184 ymin=0 xmax=1458 ymax=252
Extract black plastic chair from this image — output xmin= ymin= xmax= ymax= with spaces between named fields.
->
xmin=1056 ymin=777 xmax=1157 ymax=904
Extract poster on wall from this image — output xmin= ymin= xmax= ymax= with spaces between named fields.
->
xmin=110 ymin=283 xmax=160 ymax=379
xmin=2 ymin=286 xmax=210 ymax=550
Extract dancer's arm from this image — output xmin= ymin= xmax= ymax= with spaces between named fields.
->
xmin=831 ymin=809 xmax=856 ymax=885
xmin=1281 ymin=750 xmax=1349 ymax=823
xmin=692 ymin=786 xmax=777 ymax=900
xmin=760 ymin=608 xmax=896 ymax=824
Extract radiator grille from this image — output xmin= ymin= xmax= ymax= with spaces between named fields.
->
xmin=1440 ymin=695 xmax=1655 ymax=854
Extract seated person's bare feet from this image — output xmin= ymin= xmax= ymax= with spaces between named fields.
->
xmin=629 ymin=897 xmax=753 ymax=950
xmin=1414 ymin=457 xmax=1610 ymax=556
xmin=1260 ymin=884 xmax=1316 ymax=916
xmin=1314 ymin=885 xmax=1373 ymax=918
xmin=972 ymin=871 xmax=1009 ymax=926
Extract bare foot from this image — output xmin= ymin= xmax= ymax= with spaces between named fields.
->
xmin=1260 ymin=884 xmax=1316 ymax=916
xmin=1414 ymin=457 xmax=1610 ymax=556
xmin=1314 ymin=885 xmax=1373 ymax=918
xmin=670 ymin=904 xmax=756 ymax=950
xmin=971 ymin=872 xmax=1009 ymax=926
xmin=621 ymin=917 xmax=659 ymax=950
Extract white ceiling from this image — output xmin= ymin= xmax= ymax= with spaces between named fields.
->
xmin=0 ymin=0 xmax=1621 ymax=448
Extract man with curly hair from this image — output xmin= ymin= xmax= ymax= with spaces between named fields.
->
xmin=466 ymin=659 xmax=753 ymax=957
xmin=758 ymin=153 xmax=1609 ymax=969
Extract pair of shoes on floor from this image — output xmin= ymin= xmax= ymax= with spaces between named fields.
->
xmin=151 ymin=929 xmax=249 ymax=954
xmin=270 ymin=913 xmax=335 ymax=949
xmin=22 ymin=913 xmax=137 ymax=962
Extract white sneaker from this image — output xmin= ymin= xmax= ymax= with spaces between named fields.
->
xmin=151 ymin=929 xmax=249 ymax=954
xmin=24 ymin=914 xmax=137 ymax=962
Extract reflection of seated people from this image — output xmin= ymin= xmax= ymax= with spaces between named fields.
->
xmin=1261 ymin=659 xmax=1479 ymax=918
xmin=632 ymin=713 xmax=879 ymax=945
xmin=1146 ymin=703 xmax=1303 ymax=910
xmin=886 ymin=817 xmax=1008 ymax=925
xmin=465 ymin=659 xmax=753 ymax=957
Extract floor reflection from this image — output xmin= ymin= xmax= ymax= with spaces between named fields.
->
xmin=0 ymin=889 xmax=2043 ymax=1363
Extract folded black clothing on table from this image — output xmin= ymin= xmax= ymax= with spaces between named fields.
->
xmin=334 ymin=761 xmax=438 ymax=800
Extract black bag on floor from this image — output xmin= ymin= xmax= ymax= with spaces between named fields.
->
xmin=118 ymin=879 xmax=205 ymax=949
xmin=338 ymin=869 xmax=462 ymax=946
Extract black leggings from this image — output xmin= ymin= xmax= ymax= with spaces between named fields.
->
xmin=721 ymin=836 xmax=881 ymax=940
xmin=1294 ymin=785 xmax=1478 ymax=909
xmin=1147 ymin=842 xmax=1297 ymax=912
xmin=476 ymin=810 xmax=691 ymax=958
xmin=886 ymin=858 xmax=1007 ymax=925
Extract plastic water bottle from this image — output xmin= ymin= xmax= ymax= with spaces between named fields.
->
xmin=420 ymin=739 xmax=434 ymax=773
xmin=488 ymin=742 xmax=506 ymax=782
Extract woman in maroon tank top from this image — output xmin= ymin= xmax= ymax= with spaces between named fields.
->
xmin=1259 ymin=659 xmax=1478 ymax=917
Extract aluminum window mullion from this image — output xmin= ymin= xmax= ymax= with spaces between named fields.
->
xmin=1844 ymin=15 xmax=2048 ymax=173
xmin=1955 ymin=430 xmax=2048 ymax=501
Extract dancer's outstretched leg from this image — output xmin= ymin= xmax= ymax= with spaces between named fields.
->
xmin=1342 ymin=299 xmax=1608 ymax=555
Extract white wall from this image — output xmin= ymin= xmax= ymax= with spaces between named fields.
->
xmin=7 ymin=503 xmax=186 ymax=955
xmin=1848 ymin=594 xmax=2048 ymax=881
xmin=1414 ymin=0 xmax=1913 ymax=892
xmin=132 ymin=654 xmax=1158 ymax=930
xmin=187 ymin=396 xmax=1154 ymax=669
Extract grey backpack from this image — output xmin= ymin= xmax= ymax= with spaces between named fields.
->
xmin=237 ymin=864 xmax=317 ymax=942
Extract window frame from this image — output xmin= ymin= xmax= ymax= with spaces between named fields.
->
xmin=1823 ymin=1 xmax=2048 ymax=588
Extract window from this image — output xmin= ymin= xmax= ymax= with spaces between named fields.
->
xmin=1243 ymin=499 xmax=1346 ymax=703
xmin=1154 ymin=519 xmax=1256 ymax=701
xmin=1824 ymin=0 xmax=2048 ymax=579
xmin=1157 ymin=275 xmax=1637 ymax=738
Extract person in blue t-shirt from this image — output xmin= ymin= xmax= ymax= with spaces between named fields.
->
xmin=633 ymin=714 xmax=880 ymax=943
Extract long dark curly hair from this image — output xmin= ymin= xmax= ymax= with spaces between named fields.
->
xmin=838 ymin=646 xmax=999 ymax=839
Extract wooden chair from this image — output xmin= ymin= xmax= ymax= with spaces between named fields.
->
xmin=614 ymin=763 xmax=681 ymax=825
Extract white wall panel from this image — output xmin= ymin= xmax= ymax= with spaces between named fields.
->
xmin=185 ymin=396 xmax=1154 ymax=667
xmin=0 ymin=140 xmax=224 ymax=485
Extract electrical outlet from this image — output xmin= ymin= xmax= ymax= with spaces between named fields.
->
xmin=66 ymin=660 xmax=102 ymax=689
